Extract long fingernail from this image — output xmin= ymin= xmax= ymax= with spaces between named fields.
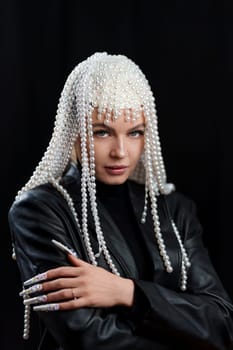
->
xmin=23 ymin=272 xmax=47 ymax=287
xmin=19 ymin=283 xmax=43 ymax=297
xmin=23 ymin=294 xmax=47 ymax=305
xmin=33 ymin=303 xmax=60 ymax=311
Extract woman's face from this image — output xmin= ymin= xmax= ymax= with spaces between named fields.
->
xmin=75 ymin=109 xmax=145 ymax=185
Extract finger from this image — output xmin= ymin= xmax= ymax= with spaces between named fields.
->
xmin=67 ymin=255 xmax=89 ymax=267
xmin=20 ymin=276 xmax=80 ymax=297
xmin=46 ymin=287 xmax=80 ymax=303
xmin=43 ymin=277 xmax=81 ymax=293
xmin=45 ymin=266 xmax=81 ymax=280
xmin=23 ymin=266 xmax=81 ymax=288
xmin=33 ymin=297 xmax=89 ymax=311
xmin=24 ymin=288 xmax=80 ymax=305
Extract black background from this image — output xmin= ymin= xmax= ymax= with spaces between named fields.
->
xmin=1 ymin=1 xmax=233 ymax=349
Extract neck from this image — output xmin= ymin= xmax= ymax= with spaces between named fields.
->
xmin=96 ymin=179 xmax=128 ymax=198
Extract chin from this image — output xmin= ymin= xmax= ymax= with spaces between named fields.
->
xmin=96 ymin=175 xmax=128 ymax=185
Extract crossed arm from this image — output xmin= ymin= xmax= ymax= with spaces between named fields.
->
xmin=21 ymin=254 xmax=135 ymax=310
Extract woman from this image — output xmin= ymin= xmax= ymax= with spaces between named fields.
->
xmin=9 ymin=52 xmax=233 ymax=349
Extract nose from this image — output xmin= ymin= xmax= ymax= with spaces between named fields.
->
xmin=110 ymin=137 xmax=127 ymax=158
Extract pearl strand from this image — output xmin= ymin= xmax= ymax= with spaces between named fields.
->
xmin=86 ymin=108 xmax=120 ymax=275
xmin=80 ymin=102 xmax=98 ymax=266
xmin=48 ymin=178 xmax=82 ymax=233
xmin=144 ymin=134 xmax=173 ymax=273
xmin=171 ymin=220 xmax=191 ymax=291
xmin=141 ymin=182 xmax=149 ymax=224
xmin=22 ymin=293 xmax=31 ymax=340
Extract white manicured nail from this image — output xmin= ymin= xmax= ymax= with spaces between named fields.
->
xmin=33 ymin=303 xmax=60 ymax=311
xmin=23 ymin=294 xmax=47 ymax=305
xmin=23 ymin=272 xmax=47 ymax=286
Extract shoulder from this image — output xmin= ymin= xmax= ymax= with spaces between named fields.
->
xmin=163 ymin=191 xmax=202 ymax=242
xmin=163 ymin=191 xmax=197 ymax=214
xmin=10 ymin=183 xmax=59 ymax=207
xmin=8 ymin=183 xmax=67 ymax=224
xmin=9 ymin=162 xmax=81 ymax=216
xmin=8 ymin=183 xmax=76 ymax=253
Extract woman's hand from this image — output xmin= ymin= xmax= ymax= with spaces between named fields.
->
xmin=20 ymin=255 xmax=135 ymax=311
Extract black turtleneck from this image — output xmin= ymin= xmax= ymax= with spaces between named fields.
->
xmin=96 ymin=179 xmax=152 ymax=280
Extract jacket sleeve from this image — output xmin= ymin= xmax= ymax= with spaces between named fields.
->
xmin=8 ymin=190 xmax=157 ymax=350
xmin=132 ymin=197 xmax=233 ymax=350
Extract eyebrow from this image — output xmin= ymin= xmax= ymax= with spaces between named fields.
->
xmin=92 ymin=123 xmax=145 ymax=132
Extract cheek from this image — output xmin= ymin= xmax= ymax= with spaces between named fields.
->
xmin=93 ymin=139 xmax=110 ymax=156
xmin=94 ymin=153 xmax=101 ymax=167
xmin=132 ymin=140 xmax=144 ymax=159
xmin=93 ymin=143 xmax=107 ymax=166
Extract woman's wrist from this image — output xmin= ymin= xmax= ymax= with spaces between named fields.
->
xmin=115 ymin=277 xmax=135 ymax=307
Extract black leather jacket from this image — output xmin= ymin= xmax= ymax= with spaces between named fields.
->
xmin=8 ymin=163 xmax=233 ymax=349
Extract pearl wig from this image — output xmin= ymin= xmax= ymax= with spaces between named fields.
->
xmin=15 ymin=52 xmax=190 ymax=290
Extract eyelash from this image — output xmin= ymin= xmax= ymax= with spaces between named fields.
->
xmin=129 ymin=130 xmax=144 ymax=137
xmin=93 ymin=130 xmax=145 ymax=138
xmin=93 ymin=130 xmax=109 ymax=137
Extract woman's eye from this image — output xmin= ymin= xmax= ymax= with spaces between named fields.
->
xmin=93 ymin=130 xmax=109 ymax=137
xmin=129 ymin=130 xmax=145 ymax=137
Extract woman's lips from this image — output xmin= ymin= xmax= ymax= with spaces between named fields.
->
xmin=104 ymin=166 xmax=128 ymax=175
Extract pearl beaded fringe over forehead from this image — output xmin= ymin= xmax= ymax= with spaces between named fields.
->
xmin=14 ymin=53 xmax=191 ymax=338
